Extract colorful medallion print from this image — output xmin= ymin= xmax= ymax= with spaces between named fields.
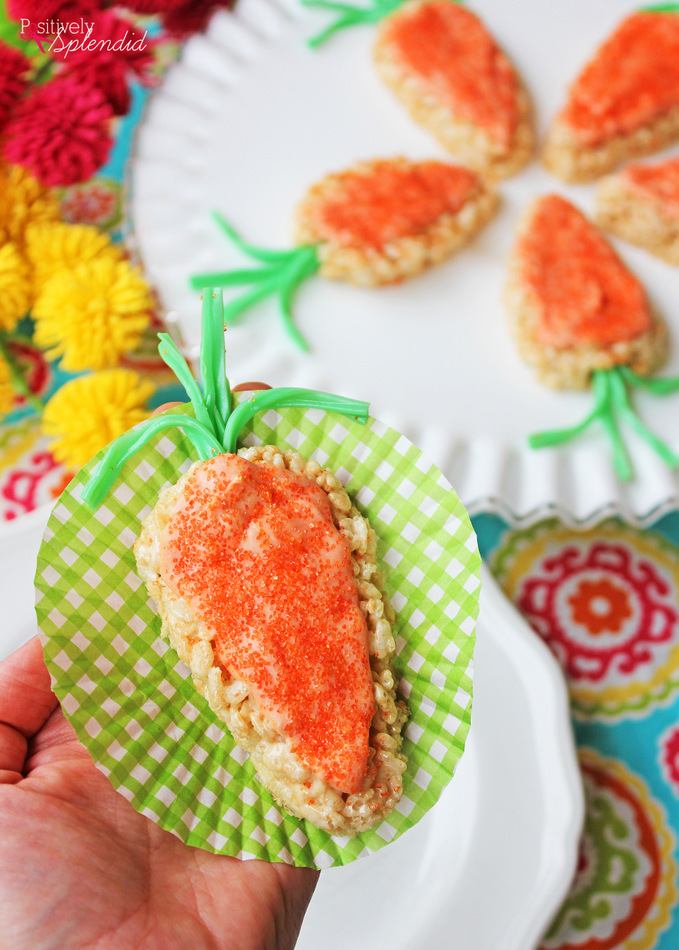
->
xmin=658 ymin=726 xmax=679 ymax=799
xmin=540 ymin=750 xmax=676 ymax=950
xmin=60 ymin=178 xmax=123 ymax=230
xmin=492 ymin=520 xmax=679 ymax=718
xmin=0 ymin=417 xmax=68 ymax=520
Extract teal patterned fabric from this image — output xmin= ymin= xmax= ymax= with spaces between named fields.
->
xmin=474 ymin=512 xmax=679 ymax=950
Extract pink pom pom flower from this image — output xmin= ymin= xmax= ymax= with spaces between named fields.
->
xmin=0 ymin=42 xmax=31 ymax=133
xmin=2 ymin=76 xmax=113 ymax=187
xmin=162 ymin=0 xmax=234 ymax=39
xmin=54 ymin=12 xmax=157 ymax=116
xmin=120 ymin=0 xmax=185 ymax=11
xmin=7 ymin=0 xmax=97 ymax=24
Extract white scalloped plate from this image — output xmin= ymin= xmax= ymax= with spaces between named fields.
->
xmin=128 ymin=0 xmax=679 ymax=528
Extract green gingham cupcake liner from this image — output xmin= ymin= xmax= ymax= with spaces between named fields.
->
xmin=35 ymin=402 xmax=480 ymax=869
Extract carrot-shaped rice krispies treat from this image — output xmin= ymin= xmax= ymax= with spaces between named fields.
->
xmin=595 ymin=154 xmax=679 ymax=266
xmin=303 ymin=0 xmax=533 ymax=179
xmin=190 ymin=157 xmax=497 ymax=350
xmin=543 ymin=8 xmax=679 ymax=183
xmin=505 ymin=194 xmax=679 ymax=480
xmin=82 ymin=290 xmax=408 ymax=837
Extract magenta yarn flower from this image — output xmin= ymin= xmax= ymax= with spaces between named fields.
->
xmin=7 ymin=0 xmax=97 ymax=23
xmin=0 ymin=42 xmax=31 ymax=133
xmin=162 ymin=0 xmax=234 ymax=39
xmin=121 ymin=0 xmax=185 ymax=11
xmin=2 ymin=77 xmax=113 ymax=187
xmin=55 ymin=12 xmax=157 ymax=116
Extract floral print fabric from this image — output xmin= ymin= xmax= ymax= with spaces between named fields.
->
xmin=475 ymin=513 xmax=679 ymax=950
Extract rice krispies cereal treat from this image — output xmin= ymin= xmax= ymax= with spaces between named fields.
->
xmin=505 ymin=194 xmax=666 ymax=390
xmin=505 ymin=195 xmax=679 ymax=480
xmin=372 ymin=0 xmax=533 ymax=179
xmin=543 ymin=11 xmax=679 ymax=183
xmin=78 ymin=290 xmax=411 ymax=836
xmin=134 ymin=446 xmax=408 ymax=836
xmin=302 ymin=0 xmax=533 ymax=178
xmin=595 ymin=155 xmax=679 ymax=266
xmin=292 ymin=157 xmax=497 ymax=284
xmin=190 ymin=157 xmax=497 ymax=350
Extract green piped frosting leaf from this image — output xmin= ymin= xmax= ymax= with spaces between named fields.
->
xmin=190 ymin=214 xmax=320 ymax=352
xmin=82 ymin=288 xmax=369 ymax=508
xmin=528 ymin=366 xmax=679 ymax=481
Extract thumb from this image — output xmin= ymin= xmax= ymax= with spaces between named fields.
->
xmin=0 ymin=638 xmax=58 ymax=782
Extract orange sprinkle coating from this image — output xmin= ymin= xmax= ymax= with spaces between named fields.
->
xmin=315 ymin=159 xmax=478 ymax=249
xmin=560 ymin=12 xmax=679 ymax=147
xmin=158 ymin=455 xmax=375 ymax=795
xmin=517 ymin=195 xmax=651 ymax=349
xmin=623 ymin=155 xmax=679 ymax=221
xmin=380 ymin=1 xmax=520 ymax=148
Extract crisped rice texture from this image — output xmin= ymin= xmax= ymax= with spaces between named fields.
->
xmin=293 ymin=157 xmax=498 ymax=286
xmin=504 ymin=254 xmax=668 ymax=390
xmin=373 ymin=3 xmax=534 ymax=179
xmin=542 ymin=106 xmax=679 ymax=184
xmin=595 ymin=174 xmax=679 ymax=266
xmin=134 ymin=446 xmax=408 ymax=837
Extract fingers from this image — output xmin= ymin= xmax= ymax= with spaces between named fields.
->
xmin=0 ymin=723 xmax=26 ymax=784
xmin=151 ymin=402 xmax=183 ymax=417
xmin=0 ymin=637 xmax=58 ymax=783
xmin=278 ymin=865 xmax=320 ymax=947
xmin=231 ymin=382 xmax=271 ymax=393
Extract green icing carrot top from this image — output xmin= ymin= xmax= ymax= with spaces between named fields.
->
xmin=189 ymin=157 xmax=496 ymax=351
xmin=81 ymin=289 xmax=369 ymax=509
xmin=506 ymin=195 xmax=679 ymax=482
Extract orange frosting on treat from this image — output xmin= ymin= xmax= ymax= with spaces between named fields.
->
xmin=622 ymin=156 xmax=679 ymax=220
xmin=380 ymin=1 xmax=520 ymax=148
xmin=517 ymin=195 xmax=651 ymax=349
xmin=559 ymin=12 xmax=679 ymax=147
xmin=158 ymin=454 xmax=375 ymax=795
xmin=315 ymin=160 xmax=478 ymax=249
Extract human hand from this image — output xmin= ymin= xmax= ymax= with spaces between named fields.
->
xmin=0 ymin=638 xmax=319 ymax=950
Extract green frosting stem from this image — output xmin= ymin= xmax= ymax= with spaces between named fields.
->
xmin=157 ymin=333 xmax=214 ymax=433
xmin=82 ymin=288 xmax=369 ymax=509
xmin=528 ymin=366 xmax=679 ymax=481
xmin=223 ymin=387 xmax=369 ymax=453
xmin=301 ymin=0 xmax=464 ymax=47
xmin=188 ymin=267 xmax=282 ymax=287
xmin=81 ymin=412 xmax=224 ymax=510
xmin=528 ymin=371 xmax=612 ymax=448
xmin=609 ymin=368 xmax=679 ymax=468
xmin=190 ymin=216 xmax=320 ymax=352
xmin=212 ymin=213 xmax=296 ymax=263
xmin=618 ymin=365 xmax=679 ymax=396
xmin=277 ymin=248 xmax=321 ymax=353
xmin=641 ymin=4 xmax=679 ymax=12
xmin=198 ymin=291 xmax=231 ymax=435
xmin=597 ymin=378 xmax=633 ymax=482
xmin=301 ymin=0 xmax=407 ymax=46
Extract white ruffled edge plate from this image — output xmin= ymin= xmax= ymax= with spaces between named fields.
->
xmin=126 ymin=0 xmax=679 ymax=530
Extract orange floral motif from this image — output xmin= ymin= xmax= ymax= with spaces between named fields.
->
xmin=569 ymin=577 xmax=633 ymax=635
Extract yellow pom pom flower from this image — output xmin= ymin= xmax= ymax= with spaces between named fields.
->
xmin=0 ymin=354 xmax=16 ymax=417
xmin=24 ymin=222 xmax=124 ymax=292
xmin=0 ymin=163 xmax=60 ymax=248
xmin=32 ymin=256 xmax=154 ymax=372
xmin=42 ymin=369 xmax=155 ymax=471
xmin=0 ymin=241 xmax=31 ymax=332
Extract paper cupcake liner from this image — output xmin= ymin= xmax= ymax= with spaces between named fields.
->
xmin=35 ymin=402 xmax=480 ymax=869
